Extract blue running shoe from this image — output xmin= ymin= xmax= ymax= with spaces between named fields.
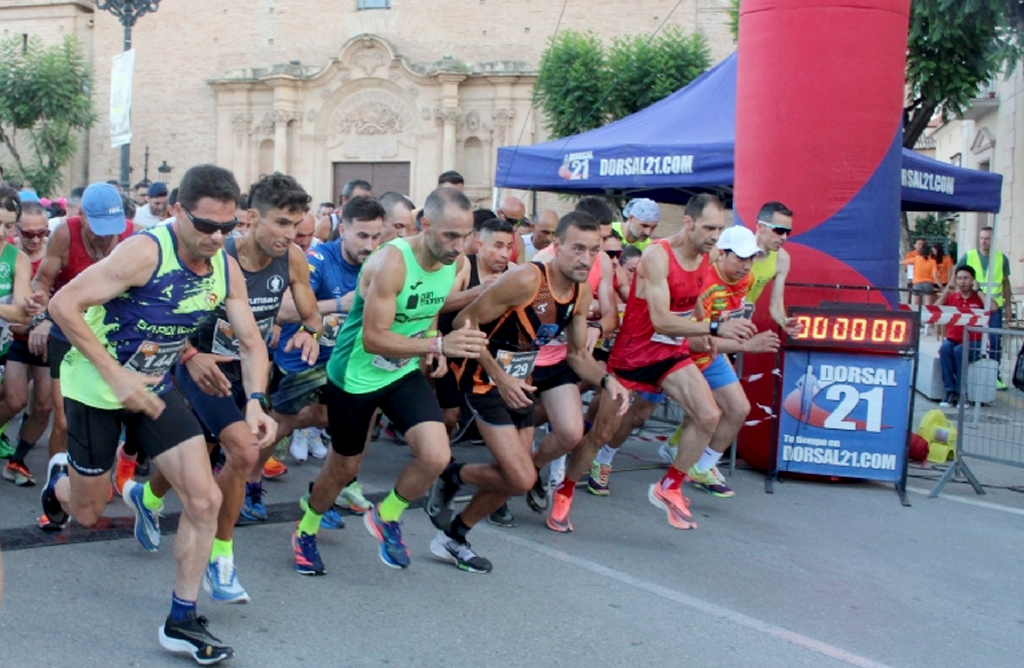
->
xmin=40 ymin=453 xmax=69 ymax=528
xmin=292 ymin=528 xmax=325 ymax=575
xmin=363 ymin=506 xmax=410 ymax=569
xmin=299 ymin=492 xmax=345 ymax=530
xmin=203 ymin=556 xmax=251 ymax=604
xmin=239 ymin=482 xmax=267 ymax=523
xmin=122 ymin=479 xmax=161 ymax=551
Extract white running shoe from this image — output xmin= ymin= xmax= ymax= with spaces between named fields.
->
xmin=289 ymin=430 xmax=309 ymax=462
xmin=307 ymin=428 xmax=328 ymax=460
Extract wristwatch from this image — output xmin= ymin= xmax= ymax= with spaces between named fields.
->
xmin=709 ymin=320 xmax=721 ymax=337
xmin=248 ymin=392 xmax=271 ymax=411
xmin=300 ymin=323 xmax=321 ymax=340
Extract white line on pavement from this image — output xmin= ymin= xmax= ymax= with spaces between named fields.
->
xmin=487 ymin=529 xmax=896 ymax=668
xmin=907 ymin=486 xmax=1024 ymax=516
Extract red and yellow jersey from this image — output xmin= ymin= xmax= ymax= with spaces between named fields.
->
xmin=692 ymin=263 xmax=753 ymax=370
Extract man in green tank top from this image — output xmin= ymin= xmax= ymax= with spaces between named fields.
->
xmin=293 ymin=187 xmax=487 ymax=574
xmin=43 ymin=166 xmax=276 ymax=665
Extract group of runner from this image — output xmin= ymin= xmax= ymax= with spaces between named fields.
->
xmin=10 ymin=164 xmax=800 ymax=665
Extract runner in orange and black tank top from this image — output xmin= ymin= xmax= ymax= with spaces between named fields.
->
xmin=455 ymin=261 xmax=582 ymax=396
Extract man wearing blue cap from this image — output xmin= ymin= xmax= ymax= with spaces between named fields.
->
xmin=612 ymin=198 xmax=660 ymax=251
xmin=135 ymin=182 xmax=171 ymax=228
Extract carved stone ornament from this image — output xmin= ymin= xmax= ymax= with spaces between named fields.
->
xmin=464 ymin=110 xmax=480 ymax=132
xmin=492 ymin=108 xmax=515 ymax=130
xmin=232 ymin=112 xmax=253 ymax=147
xmin=436 ymin=108 xmax=461 ymax=124
xmin=337 ymin=102 xmax=403 ymax=135
xmin=256 ymin=112 xmax=276 ymax=135
xmin=327 ymin=89 xmax=417 ymax=149
xmin=353 ymin=46 xmax=387 ymax=76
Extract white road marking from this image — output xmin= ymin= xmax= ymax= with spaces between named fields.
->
xmin=907 ymin=486 xmax=1024 ymax=516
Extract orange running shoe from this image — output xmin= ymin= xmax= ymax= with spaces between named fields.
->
xmin=647 ymin=483 xmax=697 ymax=530
xmin=113 ymin=443 xmax=137 ymax=497
xmin=546 ymin=492 xmax=574 ymax=533
xmin=263 ymin=456 xmax=288 ymax=479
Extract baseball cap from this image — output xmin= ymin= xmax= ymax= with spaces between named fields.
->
xmin=81 ymin=182 xmax=127 ymax=236
xmin=716 ymin=225 xmax=764 ymax=259
xmin=148 ymin=182 xmax=169 ymax=198
xmin=18 ymin=189 xmax=40 ymax=203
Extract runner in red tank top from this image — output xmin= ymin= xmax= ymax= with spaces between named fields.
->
xmin=30 ymin=190 xmax=135 ymax=526
xmin=603 ymin=194 xmax=757 ymax=531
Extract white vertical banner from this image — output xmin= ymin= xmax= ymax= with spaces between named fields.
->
xmin=109 ymin=49 xmax=136 ymax=149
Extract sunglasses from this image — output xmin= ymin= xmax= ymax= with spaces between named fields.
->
xmin=605 ymin=249 xmax=622 ymax=259
xmin=183 ymin=209 xmax=239 ymax=235
xmin=17 ymin=226 xmax=49 ymax=240
xmin=758 ymin=220 xmax=791 ymax=236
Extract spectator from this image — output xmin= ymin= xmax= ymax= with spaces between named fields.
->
xmin=133 ymin=182 xmax=171 ymax=228
xmin=956 ymin=226 xmax=1012 ymax=389
xmin=936 ymin=266 xmax=985 ymax=407
xmin=904 ymin=244 xmax=938 ymax=307
xmin=438 ymin=170 xmax=464 ymax=190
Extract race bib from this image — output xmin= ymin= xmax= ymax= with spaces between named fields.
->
xmin=495 ymin=349 xmax=538 ymax=380
xmin=125 ymin=339 xmax=186 ymax=376
xmin=211 ymin=316 xmax=275 ymax=359
xmin=321 ymin=313 xmax=345 ymax=348
xmin=651 ymin=309 xmax=694 ymax=346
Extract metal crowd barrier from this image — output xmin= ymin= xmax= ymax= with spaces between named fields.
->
xmin=930 ymin=325 xmax=1024 ymax=496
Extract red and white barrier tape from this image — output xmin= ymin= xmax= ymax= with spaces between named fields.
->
xmin=899 ymin=304 xmax=988 ymax=326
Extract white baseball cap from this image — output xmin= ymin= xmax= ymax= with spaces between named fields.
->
xmin=716 ymin=225 xmax=764 ymax=259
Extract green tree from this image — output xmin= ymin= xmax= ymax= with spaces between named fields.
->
xmin=533 ymin=31 xmax=610 ymax=139
xmin=533 ymin=29 xmax=710 ymax=139
xmin=0 ymin=35 xmax=95 ymax=197
xmin=605 ymin=28 xmax=711 ymax=120
xmin=904 ymin=0 xmax=1022 ymax=149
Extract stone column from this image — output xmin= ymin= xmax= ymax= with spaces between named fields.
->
xmin=273 ymin=110 xmax=292 ymax=173
xmin=438 ymin=108 xmax=461 ymax=171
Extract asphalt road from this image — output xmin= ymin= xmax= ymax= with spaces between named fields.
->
xmin=1 ymin=425 xmax=1022 ymax=668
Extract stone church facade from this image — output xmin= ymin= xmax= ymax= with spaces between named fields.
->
xmin=0 ymin=0 xmax=734 ymax=206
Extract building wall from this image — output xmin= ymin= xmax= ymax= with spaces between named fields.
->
xmin=0 ymin=0 xmax=735 ymax=207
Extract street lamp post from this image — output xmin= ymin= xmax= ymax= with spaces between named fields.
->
xmin=94 ymin=0 xmax=162 ymax=193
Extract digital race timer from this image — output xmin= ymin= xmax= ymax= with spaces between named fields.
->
xmin=786 ymin=306 xmax=919 ymax=353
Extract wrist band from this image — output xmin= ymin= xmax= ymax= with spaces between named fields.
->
xmin=429 ymin=336 xmax=438 ymax=357
xmin=439 ymin=335 xmax=446 ymax=357
xmin=180 ymin=348 xmax=198 ymax=364
xmin=336 ymin=296 xmax=343 ymax=313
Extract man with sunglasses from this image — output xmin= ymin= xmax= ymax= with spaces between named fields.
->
xmin=42 ymin=165 xmax=275 ymax=664
xmin=496 ymin=195 xmax=528 ymax=265
xmin=2 ymin=201 xmax=55 ymax=486
xmin=746 ymin=201 xmax=799 ymax=330
xmin=139 ymin=173 xmax=320 ymax=605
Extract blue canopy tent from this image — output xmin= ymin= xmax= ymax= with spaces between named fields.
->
xmin=495 ymin=53 xmax=1003 ymax=213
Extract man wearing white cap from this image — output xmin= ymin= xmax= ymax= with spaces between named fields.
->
xmin=612 ymin=198 xmax=659 ymax=251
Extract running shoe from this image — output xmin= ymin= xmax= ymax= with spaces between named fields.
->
xmin=647 ymin=483 xmax=697 ymax=530
xmin=658 ymin=442 xmax=678 ymax=465
xmin=4 ymin=461 xmax=36 ymax=486
xmin=203 ymin=556 xmax=251 ymax=603
xmin=424 ymin=475 xmax=458 ymax=531
xmin=288 ymin=430 xmax=308 ymax=462
xmin=687 ymin=464 xmax=735 ymax=498
xmin=429 ymin=530 xmax=492 ymax=574
xmin=158 ymin=611 xmax=234 ymax=665
xmin=300 ymin=488 xmax=345 ymax=530
xmin=0 ymin=433 xmax=13 ymax=459
xmin=997 ymin=378 xmax=1008 ymax=391
xmin=336 ymin=480 xmax=373 ymax=514
xmin=112 ymin=442 xmax=137 ymax=497
xmin=307 ymin=428 xmax=328 ymax=459
xmin=239 ymin=483 xmax=267 ymax=522
xmin=40 ymin=452 xmax=69 ymax=528
xmin=262 ymin=456 xmax=288 ymax=479
xmin=487 ymin=503 xmax=517 ymax=528
xmin=38 ymin=512 xmax=66 ymax=532
xmin=363 ymin=506 xmax=410 ymax=569
xmin=525 ymin=474 xmax=549 ymax=513
xmin=586 ymin=461 xmax=611 ymax=496
xmin=292 ymin=528 xmax=326 ymax=575
xmin=546 ymin=493 xmax=574 ymax=533
xmin=123 ymin=479 xmax=162 ymax=551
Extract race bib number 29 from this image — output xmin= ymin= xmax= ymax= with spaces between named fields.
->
xmin=495 ymin=349 xmax=538 ymax=380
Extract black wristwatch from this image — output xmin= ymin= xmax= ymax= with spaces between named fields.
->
xmin=600 ymin=373 xmax=612 ymax=391
xmin=709 ymin=320 xmax=721 ymax=337
xmin=300 ymin=323 xmax=321 ymax=340
xmin=248 ymin=392 xmax=271 ymax=411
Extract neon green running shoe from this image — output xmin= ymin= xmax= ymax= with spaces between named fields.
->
xmin=687 ymin=465 xmax=735 ymax=498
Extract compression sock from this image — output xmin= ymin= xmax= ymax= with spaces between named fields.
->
xmin=142 ymin=481 xmax=164 ymax=511
xmin=659 ymin=465 xmax=686 ymax=492
xmin=170 ymin=592 xmax=197 ymax=622
xmin=696 ymin=447 xmax=724 ymax=471
xmin=210 ymin=538 xmax=233 ymax=561
xmin=377 ymin=489 xmax=411 ymax=522
xmin=441 ymin=461 xmax=464 ymax=488
xmin=594 ymin=445 xmax=617 ymax=466
xmin=10 ymin=438 xmax=34 ymax=465
xmin=298 ymin=505 xmax=323 ymax=536
xmin=446 ymin=513 xmax=471 ymax=543
xmin=555 ymin=478 xmax=576 ymax=500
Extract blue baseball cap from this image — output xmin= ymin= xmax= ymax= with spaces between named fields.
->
xmin=81 ymin=182 xmax=127 ymax=236
xmin=148 ymin=182 xmax=169 ymax=198
xmin=18 ymin=189 xmax=40 ymax=203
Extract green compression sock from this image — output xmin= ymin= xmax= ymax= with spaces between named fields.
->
xmin=210 ymin=538 xmax=232 ymax=561
xmin=377 ymin=489 xmax=410 ymax=523
xmin=142 ymin=481 xmax=164 ymax=511
xmin=298 ymin=506 xmax=323 ymax=536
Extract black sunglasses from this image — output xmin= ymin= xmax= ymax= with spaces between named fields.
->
xmin=757 ymin=220 xmax=790 ymax=236
xmin=183 ymin=209 xmax=239 ymax=235
xmin=605 ymin=249 xmax=622 ymax=259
